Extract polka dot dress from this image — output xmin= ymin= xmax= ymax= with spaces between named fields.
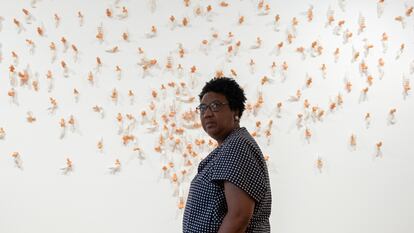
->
xmin=183 ymin=127 xmax=272 ymax=233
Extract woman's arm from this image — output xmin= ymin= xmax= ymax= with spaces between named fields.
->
xmin=218 ymin=181 xmax=255 ymax=233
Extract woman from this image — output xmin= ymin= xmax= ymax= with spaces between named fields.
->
xmin=183 ymin=77 xmax=271 ymax=233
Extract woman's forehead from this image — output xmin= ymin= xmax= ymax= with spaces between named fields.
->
xmin=201 ymin=92 xmax=227 ymax=103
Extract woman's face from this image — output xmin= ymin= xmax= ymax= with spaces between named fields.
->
xmin=199 ymin=92 xmax=238 ymax=144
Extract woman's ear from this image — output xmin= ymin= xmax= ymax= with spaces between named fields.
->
xmin=233 ymin=110 xmax=240 ymax=122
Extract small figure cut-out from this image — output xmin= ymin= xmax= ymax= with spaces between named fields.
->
xmin=61 ymin=158 xmax=73 ymax=175
xmin=11 ymin=152 xmax=23 ymax=170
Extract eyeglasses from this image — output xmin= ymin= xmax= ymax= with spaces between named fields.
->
xmin=196 ymin=101 xmax=229 ymax=114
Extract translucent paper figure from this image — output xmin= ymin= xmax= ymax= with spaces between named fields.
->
xmin=349 ymin=134 xmax=357 ymax=151
xmin=11 ymin=51 xmax=19 ymax=66
xmin=410 ymin=60 xmax=414 ymax=75
xmin=59 ymin=118 xmax=66 ymax=139
xmin=128 ymin=90 xmax=135 ymax=105
xmin=288 ymin=89 xmax=301 ymax=102
xmin=49 ymin=42 xmax=57 ymax=63
xmin=109 ymin=159 xmax=121 ymax=174
xmin=111 ymin=88 xmax=119 ymax=105
xmin=325 ymin=7 xmax=335 ymax=28
xmin=145 ymin=25 xmax=157 ymax=38
xmin=11 ymin=152 xmax=23 ymax=170
xmin=112 ymin=65 xmax=122 ymax=80
xmin=280 ymin=61 xmax=288 ymax=82
xmin=342 ymin=29 xmax=352 ymax=44
xmin=13 ymin=18 xmax=25 ymax=33
xmin=304 ymin=128 xmax=312 ymax=144
xmin=378 ymin=58 xmax=385 ymax=79
xmin=71 ymin=44 xmax=79 ymax=62
xmin=381 ymin=32 xmax=388 ymax=53
xmin=116 ymin=113 xmax=124 ymax=135
xmin=377 ymin=0 xmax=385 ymax=18
xmin=92 ymin=105 xmax=105 ymax=119
xmin=402 ymin=77 xmax=411 ymax=99
xmin=363 ymin=39 xmax=373 ymax=58
xmin=0 ymin=127 xmax=5 ymax=139
xmin=395 ymin=43 xmax=405 ymax=60
xmin=333 ymin=20 xmax=345 ymax=36
xmin=30 ymin=0 xmax=40 ymax=8
xmin=296 ymin=47 xmax=306 ymax=60
xmin=25 ymin=39 xmax=36 ymax=54
xmin=338 ymin=0 xmax=346 ymax=12
xmin=333 ymin=48 xmax=340 ymax=63
xmin=359 ymin=87 xmax=369 ymax=103
xmin=46 ymin=70 xmax=53 ymax=92
xmin=96 ymin=23 xmax=104 ymax=44
xmin=61 ymin=158 xmax=73 ymax=175
xmin=77 ymin=11 xmax=84 ymax=27
xmin=22 ymin=8 xmax=35 ymax=24
xmin=97 ymin=138 xmax=104 ymax=153
xmin=132 ymin=147 xmax=146 ymax=164
xmin=48 ymin=97 xmax=58 ymax=114
xmin=26 ymin=111 xmax=36 ymax=123
xmin=117 ymin=6 xmax=129 ymax=20
xmin=95 ymin=57 xmax=103 ymax=74
xmin=358 ymin=13 xmax=366 ymax=35
xmin=364 ymin=113 xmax=371 ymax=129
xmin=275 ymin=102 xmax=283 ymax=118
xmin=68 ymin=115 xmax=79 ymax=133
xmin=54 ymin=13 xmax=61 ymax=28
xmin=394 ymin=16 xmax=406 ymax=28
xmin=316 ymin=156 xmax=324 ymax=173
xmin=387 ymin=108 xmax=396 ymax=125
xmin=375 ymin=142 xmax=383 ymax=157
xmin=9 ymin=65 xmax=17 ymax=86
xmin=148 ymin=0 xmax=157 ymax=13
xmin=8 ymin=88 xmax=18 ymax=105
xmin=61 ymin=37 xmax=69 ymax=53
xmin=296 ymin=113 xmax=304 ymax=129
xmin=73 ymin=88 xmax=80 ymax=103
xmin=61 ymin=60 xmax=69 ymax=78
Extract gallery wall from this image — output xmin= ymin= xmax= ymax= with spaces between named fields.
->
xmin=0 ymin=0 xmax=413 ymax=232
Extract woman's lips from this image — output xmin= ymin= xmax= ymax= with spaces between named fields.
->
xmin=205 ymin=122 xmax=216 ymax=128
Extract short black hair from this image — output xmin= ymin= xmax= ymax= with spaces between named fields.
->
xmin=199 ymin=77 xmax=246 ymax=118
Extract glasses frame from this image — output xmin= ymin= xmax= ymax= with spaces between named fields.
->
xmin=196 ymin=101 xmax=229 ymax=114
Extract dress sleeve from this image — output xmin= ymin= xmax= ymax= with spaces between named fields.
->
xmin=210 ymin=139 xmax=267 ymax=202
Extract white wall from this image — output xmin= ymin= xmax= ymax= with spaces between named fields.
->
xmin=0 ymin=0 xmax=413 ymax=233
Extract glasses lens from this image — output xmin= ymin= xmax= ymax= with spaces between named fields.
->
xmin=210 ymin=102 xmax=219 ymax=111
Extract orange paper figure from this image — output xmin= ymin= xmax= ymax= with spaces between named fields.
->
xmin=8 ymin=88 xmax=18 ymax=105
xmin=11 ymin=152 xmax=23 ymax=170
xmin=109 ymin=159 xmax=121 ymax=174
xmin=395 ymin=43 xmax=405 ymax=60
xmin=0 ymin=127 xmax=5 ymax=139
xmin=26 ymin=111 xmax=36 ymax=123
xmin=402 ymin=76 xmax=411 ymax=99
xmin=325 ymin=7 xmax=335 ymax=28
xmin=49 ymin=42 xmax=57 ymax=63
xmin=377 ymin=0 xmax=385 ymax=18
xmin=316 ymin=157 xmax=324 ymax=173
xmin=59 ymin=118 xmax=66 ymax=139
xmin=54 ymin=13 xmax=61 ymax=28
xmin=364 ymin=112 xmax=371 ymax=129
xmin=349 ymin=134 xmax=357 ymax=151
xmin=381 ymin=32 xmax=388 ymax=53
xmin=387 ymin=108 xmax=397 ymax=125
xmin=375 ymin=141 xmax=383 ymax=157
xmin=61 ymin=158 xmax=73 ymax=175
xmin=77 ymin=11 xmax=84 ymax=27
xmin=93 ymin=105 xmax=105 ymax=119
xmin=13 ymin=18 xmax=25 ymax=33
xmin=48 ymin=97 xmax=58 ymax=114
